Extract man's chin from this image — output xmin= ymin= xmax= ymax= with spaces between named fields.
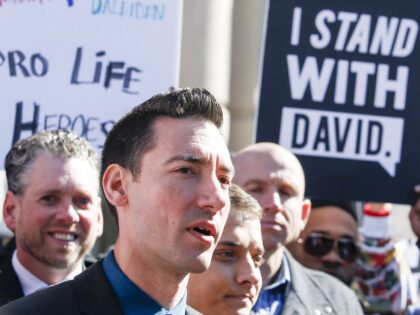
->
xmin=187 ymin=253 xmax=212 ymax=274
xmin=263 ymin=231 xmax=287 ymax=251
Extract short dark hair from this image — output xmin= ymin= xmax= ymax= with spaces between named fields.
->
xmin=5 ymin=129 xmax=99 ymax=195
xmin=311 ymin=200 xmax=358 ymax=223
xmin=101 ymin=87 xmax=224 ymax=223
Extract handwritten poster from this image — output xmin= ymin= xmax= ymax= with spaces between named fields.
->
xmin=0 ymin=0 xmax=183 ymax=161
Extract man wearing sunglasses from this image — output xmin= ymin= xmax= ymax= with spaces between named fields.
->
xmin=233 ymin=142 xmax=363 ymax=315
xmin=287 ymin=200 xmax=359 ymax=286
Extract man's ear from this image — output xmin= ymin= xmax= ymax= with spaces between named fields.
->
xmin=95 ymin=197 xmax=104 ymax=237
xmin=3 ymin=191 xmax=19 ymax=232
xmin=300 ymin=199 xmax=312 ymax=231
xmin=102 ymin=164 xmax=130 ymax=210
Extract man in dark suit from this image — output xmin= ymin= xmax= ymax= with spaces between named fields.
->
xmin=0 ymin=87 xmax=233 ymax=315
xmin=0 ymin=129 xmax=104 ymax=306
xmin=233 ymin=142 xmax=363 ymax=315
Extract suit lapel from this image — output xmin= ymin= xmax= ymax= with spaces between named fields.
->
xmin=0 ymin=252 xmax=24 ymax=306
xmin=74 ymin=261 xmax=123 ymax=315
xmin=281 ymin=252 xmax=314 ymax=315
xmin=74 ymin=260 xmax=199 ymax=315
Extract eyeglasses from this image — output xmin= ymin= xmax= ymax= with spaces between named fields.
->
xmin=299 ymin=233 xmax=359 ymax=263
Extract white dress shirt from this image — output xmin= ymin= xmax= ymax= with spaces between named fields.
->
xmin=12 ymin=250 xmax=83 ymax=296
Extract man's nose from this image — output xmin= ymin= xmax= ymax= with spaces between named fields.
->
xmin=321 ymin=247 xmax=344 ymax=265
xmin=236 ymin=256 xmax=261 ymax=286
xmin=197 ymin=175 xmax=228 ymax=213
xmin=262 ymin=189 xmax=283 ymax=213
xmin=55 ymin=201 xmax=80 ymax=224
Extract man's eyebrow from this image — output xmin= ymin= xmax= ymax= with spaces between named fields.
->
xmin=36 ymin=188 xmax=62 ymax=195
xmin=218 ymin=240 xmax=241 ymax=247
xmin=165 ymin=154 xmax=235 ymax=176
xmin=243 ymin=179 xmax=265 ymax=186
xmin=277 ymin=173 xmax=301 ymax=193
xmin=221 ymin=164 xmax=235 ymax=178
xmin=312 ymin=230 xmax=357 ymax=240
xmin=165 ymin=154 xmax=204 ymax=165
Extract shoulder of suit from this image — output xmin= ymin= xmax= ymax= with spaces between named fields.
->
xmin=285 ymin=251 xmax=357 ymax=297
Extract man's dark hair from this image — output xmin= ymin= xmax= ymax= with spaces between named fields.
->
xmin=101 ymin=87 xmax=224 ymax=224
xmin=311 ymin=200 xmax=358 ymax=223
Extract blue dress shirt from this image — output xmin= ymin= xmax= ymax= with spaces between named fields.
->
xmin=252 ymin=258 xmax=291 ymax=315
xmin=102 ymin=251 xmax=187 ymax=315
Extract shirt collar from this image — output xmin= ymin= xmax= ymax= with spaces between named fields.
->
xmin=252 ymin=257 xmax=291 ymax=315
xmin=12 ymin=250 xmax=82 ymax=296
xmin=102 ymin=251 xmax=187 ymax=315
xmin=264 ymin=255 xmax=291 ymax=292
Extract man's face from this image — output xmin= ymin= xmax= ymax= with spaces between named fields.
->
xmin=121 ymin=117 xmax=234 ymax=274
xmin=233 ymin=145 xmax=309 ymax=253
xmin=409 ymin=197 xmax=420 ymax=238
xmin=287 ymin=206 xmax=358 ymax=285
xmin=187 ymin=207 xmax=264 ymax=315
xmin=5 ymin=153 xmax=103 ymax=269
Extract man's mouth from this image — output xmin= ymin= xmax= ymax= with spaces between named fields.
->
xmin=49 ymin=232 xmax=78 ymax=242
xmin=225 ymin=292 xmax=255 ymax=307
xmin=192 ymin=226 xmax=212 ymax=236
xmin=187 ymin=222 xmax=216 ymax=244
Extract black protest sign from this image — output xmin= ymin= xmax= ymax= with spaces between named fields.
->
xmin=257 ymin=0 xmax=420 ymax=204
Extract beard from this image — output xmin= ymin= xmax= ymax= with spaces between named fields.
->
xmin=19 ymin=226 xmax=94 ymax=269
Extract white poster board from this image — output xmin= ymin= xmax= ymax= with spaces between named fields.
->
xmin=0 ymin=0 xmax=183 ymax=161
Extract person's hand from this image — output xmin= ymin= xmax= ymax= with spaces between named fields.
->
xmin=408 ymin=185 xmax=420 ymax=238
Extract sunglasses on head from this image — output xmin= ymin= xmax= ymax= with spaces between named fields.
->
xmin=299 ymin=233 xmax=359 ymax=263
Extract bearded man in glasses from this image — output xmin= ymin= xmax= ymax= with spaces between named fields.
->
xmin=233 ymin=142 xmax=363 ymax=315
xmin=287 ymin=200 xmax=359 ymax=286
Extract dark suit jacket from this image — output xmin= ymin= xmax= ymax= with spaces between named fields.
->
xmin=0 ymin=260 xmax=200 ymax=315
xmin=0 ymin=239 xmax=21 ymax=307
xmin=0 ymin=251 xmax=22 ymax=306
xmin=0 ymin=238 xmax=96 ymax=308
xmin=281 ymin=251 xmax=363 ymax=315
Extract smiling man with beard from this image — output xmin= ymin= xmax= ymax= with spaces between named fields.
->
xmin=0 ymin=129 xmax=103 ymax=306
xmin=233 ymin=142 xmax=363 ymax=315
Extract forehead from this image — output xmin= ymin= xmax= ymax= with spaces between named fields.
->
xmin=148 ymin=117 xmax=233 ymax=170
xmin=221 ymin=209 xmax=263 ymax=247
xmin=233 ymin=149 xmax=304 ymax=194
xmin=23 ymin=153 xmax=99 ymax=192
xmin=305 ymin=206 xmax=358 ymax=238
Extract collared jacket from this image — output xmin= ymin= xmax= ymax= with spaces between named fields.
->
xmin=281 ymin=251 xmax=364 ymax=315
xmin=0 ymin=259 xmax=200 ymax=315
xmin=0 ymin=238 xmax=96 ymax=308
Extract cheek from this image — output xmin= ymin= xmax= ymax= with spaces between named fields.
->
xmin=207 ymin=265 xmax=231 ymax=292
xmin=163 ymin=183 xmax=196 ymax=207
xmin=189 ymin=271 xmax=225 ymax=306
xmin=285 ymin=200 xmax=302 ymax=221
xmin=19 ymin=205 xmax=47 ymax=226
xmin=78 ymin=211 xmax=99 ymax=231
